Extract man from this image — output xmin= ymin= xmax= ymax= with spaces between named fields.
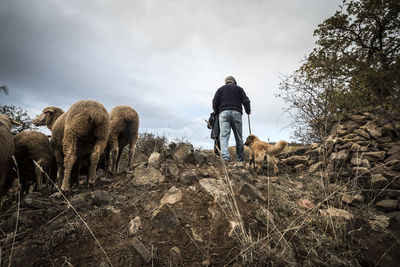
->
xmin=212 ymin=76 xmax=250 ymax=162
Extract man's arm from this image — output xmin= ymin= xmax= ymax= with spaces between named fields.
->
xmin=212 ymin=90 xmax=220 ymax=114
xmin=240 ymin=88 xmax=251 ymax=114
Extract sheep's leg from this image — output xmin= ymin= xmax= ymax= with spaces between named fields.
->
xmin=54 ymin=149 xmax=64 ymax=188
xmin=128 ymin=130 xmax=138 ymax=168
xmin=89 ymin=141 xmax=107 ymax=185
xmin=34 ymin=159 xmax=43 ymax=190
xmin=116 ymin=146 xmax=123 ymax=173
xmin=108 ymin=136 xmax=118 ymax=174
xmin=62 ymin=140 xmax=77 ymax=191
xmin=128 ymin=141 xmax=136 ymax=169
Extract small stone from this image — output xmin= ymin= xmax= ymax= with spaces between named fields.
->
xmin=370 ymin=174 xmax=389 ymax=189
xmin=131 ymin=237 xmax=152 ymax=262
xmin=319 ymin=207 xmax=353 ymax=220
xmin=160 ymin=186 xmax=182 ymax=205
xmin=148 ymin=152 xmax=161 ymax=168
xmin=151 ymin=204 xmax=180 ymax=230
xmin=239 ymin=182 xmax=267 ymax=203
xmin=128 ymin=216 xmax=141 ymax=236
xmin=309 ymin=162 xmax=323 ymax=173
xmin=376 ymin=199 xmax=399 ymax=212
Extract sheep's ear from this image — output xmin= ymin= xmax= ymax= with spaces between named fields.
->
xmin=43 ymin=107 xmax=55 ymax=114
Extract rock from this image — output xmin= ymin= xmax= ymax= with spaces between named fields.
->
xmin=361 ymin=151 xmax=386 ymax=162
xmin=350 ymin=156 xmax=371 ymax=168
xmin=330 ymin=150 xmax=349 ymax=163
xmin=255 ymin=207 xmax=275 ymax=226
xmin=342 ymin=194 xmax=364 ymax=206
xmin=169 ymin=247 xmax=182 ymax=264
xmin=91 ymin=190 xmax=112 ymax=206
xmin=167 ymin=162 xmax=180 ymax=178
xmin=352 ymin=167 xmax=370 ymax=177
xmin=345 ymin=113 xmax=366 ymax=121
xmin=296 ymin=199 xmax=314 ymax=210
xmin=370 ymin=174 xmax=389 ymax=189
xmin=345 ymin=120 xmax=359 ymax=132
xmin=349 ymin=143 xmax=368 ymax=152
xmin=388 ymin=146 xmax=400 ymax=155
xmin=131 ymin=237 xmax=152 ymax=262
xmin=377 ymin=136 xmax=392 ymax=143
xmin=309 ymin=162 xmax=323 ymax=173
xmin=70 ymin=193 xmax=92 ymax=210
xmin=180 ymin=170 xmax=198 ymax=185
xmin=199 ymin=178 xmax=229 ymax=203
xmin=23 ymin=195 xmax=51 ymax=209
xmin=193 ymin=151 xmax=206 ymax=166
xmin=173 ymin=143 xmax=194 ymax=163
xmin=363 ymin=121 xmax=382 ymax=139
xmin=385 ymin=153 xmax=400 ymax=164
xmin=151 ymin=204 xmax=180 ymax=229
xmin=131 ymin=163 xmax=165 ymax=190
xmin=294 ymin=164 xmax=306 ymax=171
xmin=353 ymin=129 xmax=370 ymax=139
xmin=128 ymin=216 xmax=141 ymax=236
xmin=283 ymin=155 xmax=308 ymax=166
xmin=239 ymin=182 xmax=267 ymax=203
xmin=160 ymin=186 xmax=182 ymax=205
xmin=148 ymin=152 xmax=161 ymax=168
xmin=376 ymin=199 xmax=399 ymax=212
xmin=319 ymin=207 xmax=353 ymax=220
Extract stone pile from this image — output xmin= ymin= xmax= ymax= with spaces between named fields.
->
xmin=287 ymin=112 xmax=400 ymax=212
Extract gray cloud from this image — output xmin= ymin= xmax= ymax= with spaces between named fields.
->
xmin=0 ymin=0 xmax=342 ymax=146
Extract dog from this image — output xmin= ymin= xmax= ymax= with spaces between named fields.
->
xmin=244 ymin=135 xmax=288 ymax=175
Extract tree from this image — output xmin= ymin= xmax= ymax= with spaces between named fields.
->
xmin=0 ymin=84 xmax=37 ymax=134
xmin=279 ymin=0 xmax=400 ymax=143
xmin=0 ymin=105 xmax=37 ymax=134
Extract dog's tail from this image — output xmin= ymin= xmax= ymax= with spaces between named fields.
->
xmin=268 ymin=140 xmax=288 ymax=155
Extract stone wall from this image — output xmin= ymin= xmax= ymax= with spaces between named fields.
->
xmin=282 ymin=111 xmax=400 ymax=212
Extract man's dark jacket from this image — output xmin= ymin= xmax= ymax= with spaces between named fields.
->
xmin=212 ymin=84 xmax=251 ymax=115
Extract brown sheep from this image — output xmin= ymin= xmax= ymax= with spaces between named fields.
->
xmin=13 ymin=131 xmax=57 ymax=191
xmin=107 ymin=105 xmax=139 ymax=174
xmin=34 ymin=100 xmax=110 ymax=191
xmin=33 ymin=107 xmax=66 ymax=187
xmin=0 ymin=114 xmax=19 ymax=196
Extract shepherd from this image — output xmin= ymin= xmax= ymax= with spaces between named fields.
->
xmin=212 ymin=76 xmax=251 ymax=163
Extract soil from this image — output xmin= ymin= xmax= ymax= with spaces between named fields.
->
xmin=1 ymin=149 xmax=399 ymax=266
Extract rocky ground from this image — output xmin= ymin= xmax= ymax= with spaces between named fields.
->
xmin=1 ymin=140 xmax=400 ymax=266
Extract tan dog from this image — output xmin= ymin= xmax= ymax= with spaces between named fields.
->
xmin=244 ymin=135 xmax=287 ymax=174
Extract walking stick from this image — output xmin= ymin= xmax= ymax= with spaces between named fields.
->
xmin=247 ymin=114 xmax=252 ymax=135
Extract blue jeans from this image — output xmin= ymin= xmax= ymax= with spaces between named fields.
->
xmin=219 ymin=110 xmax=244 ymax=161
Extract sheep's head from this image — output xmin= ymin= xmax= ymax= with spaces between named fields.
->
xmin=0 ymin=114 xmax=21 ymax=129
xmin=33 ymin=107 xmax=64 ymax=129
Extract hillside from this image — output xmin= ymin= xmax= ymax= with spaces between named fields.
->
xmin=1 ymin=137 xmax=400 ymax=266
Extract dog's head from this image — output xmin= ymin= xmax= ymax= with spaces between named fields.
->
xmin=244 ymin=134 xmax=257 ymax=146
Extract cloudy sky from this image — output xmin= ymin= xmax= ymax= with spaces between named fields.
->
xmin=0 ymin=0 xmax=342 ymax=148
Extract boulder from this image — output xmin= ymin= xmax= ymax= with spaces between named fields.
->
xmin=370 ymin=174 xmax=389 ymax=189
xmin=283 ymin=155 xmax=308 ymax=166
xmin=173 ymin=143 xmax=194 ymax=163
xmin=148 ymin=152 xmax=161 ymax=168
xmin=130 ymin=163 xmax=165 ymax=190
xmin=151 ymin=204 xmax=180 ymax=230
xmin=361 ymin=151 xmax=386 ymax=162
xmin=160 ymin=186 xmax=182 ymax=205
xmin=309 ymin=162 xmax=323 ymax=173
xmin=363 ymin=121 xmax=382 ymax=139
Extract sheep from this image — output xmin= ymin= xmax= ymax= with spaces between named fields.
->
xmin=13 ymin=131 xmax=57 ymax=191
xmin=34 ymin=100 xmax=110 ymax=191
xmin=33 ymin=106 xmax=66 ymax=187
xmin=106 ymin=105 xmax=139 ymax=174
xmin=0 ymin=114 xmax=18 ymax=196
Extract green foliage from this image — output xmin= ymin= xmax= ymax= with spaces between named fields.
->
xmin=279 ymin=0 xmax=400 ymax=143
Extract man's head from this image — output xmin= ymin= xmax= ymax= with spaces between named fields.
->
xmin=225 ymin=76 xmax=237 ymax=85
